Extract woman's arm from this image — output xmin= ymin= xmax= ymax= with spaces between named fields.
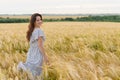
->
xmin=38 ymin=36 xmax=49 ymax=64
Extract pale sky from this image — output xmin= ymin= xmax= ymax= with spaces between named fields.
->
xmin=0 ymin=0 xmax=120 ymax=14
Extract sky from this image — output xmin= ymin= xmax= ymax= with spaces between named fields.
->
xmin=0 ymin=0 xmax=120 ymax=14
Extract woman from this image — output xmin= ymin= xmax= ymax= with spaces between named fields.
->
xmin=17 ymin=13 xmax=49 ymax=78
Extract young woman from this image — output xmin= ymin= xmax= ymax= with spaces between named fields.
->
xmin=17 ymin=13 xmax=49 ymax=78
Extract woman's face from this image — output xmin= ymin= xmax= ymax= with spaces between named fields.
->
xmin=34 ymin=16 xmax=42 ymax=27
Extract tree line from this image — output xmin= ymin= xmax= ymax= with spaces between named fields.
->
xmin=0 ymin=15 xmax=120 ymax=23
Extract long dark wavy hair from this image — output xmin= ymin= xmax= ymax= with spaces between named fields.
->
xmin=26 ymin=13 xmax=42 ymax=42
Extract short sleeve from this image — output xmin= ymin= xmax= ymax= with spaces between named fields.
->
xmin=38 ymin=29 xmax=44 ymax=38
xmin=34 ymin=29 xmax=45 ymax=42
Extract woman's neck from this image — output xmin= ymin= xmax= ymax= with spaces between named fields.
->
xmin=35 ymin=26 xmax=40 ymax=28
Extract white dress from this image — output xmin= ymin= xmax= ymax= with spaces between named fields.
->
xmin=17 ymin=28 xmax=46 ymax=76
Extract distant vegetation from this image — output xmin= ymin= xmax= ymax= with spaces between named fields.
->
xmin=77 ymin=15 xmax=120 ymax=22
xmin=0 ymin=15 xmax=120 ymax=23
xmin=0 ymin=17 xmax=29 ymax=23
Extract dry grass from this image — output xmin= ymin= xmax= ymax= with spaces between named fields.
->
xmin=0 ymin=15 xmax=82 ymax=19
xmin=0 ymin=22 xmax=120 ymax=80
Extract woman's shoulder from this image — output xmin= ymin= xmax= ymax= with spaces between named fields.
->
xmin=33 ymin=28 xmax=42 ymax=33
xmin=35 ymin=28 xmax=43 ymax=32
xmin=32 ymin=28 xmax=44 ymax=36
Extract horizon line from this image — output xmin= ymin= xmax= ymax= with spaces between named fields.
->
xmin=0 ymin=13 xmax=120 ymax=15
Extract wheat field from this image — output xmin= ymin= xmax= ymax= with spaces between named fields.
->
xmin=0 ymin=15 xmax=82 ymax=19
xmin=0 ymin=22 xmax=120 ymax=80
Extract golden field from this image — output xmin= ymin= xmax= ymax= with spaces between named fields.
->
xmin=0 ymin=15 xmax=82 ymax=19
xmin=0 ymin=22 xmax=120 ymax=80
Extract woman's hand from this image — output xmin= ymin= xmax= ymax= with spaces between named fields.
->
xmin=44 ymin=55 xmax=49 ymax=65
